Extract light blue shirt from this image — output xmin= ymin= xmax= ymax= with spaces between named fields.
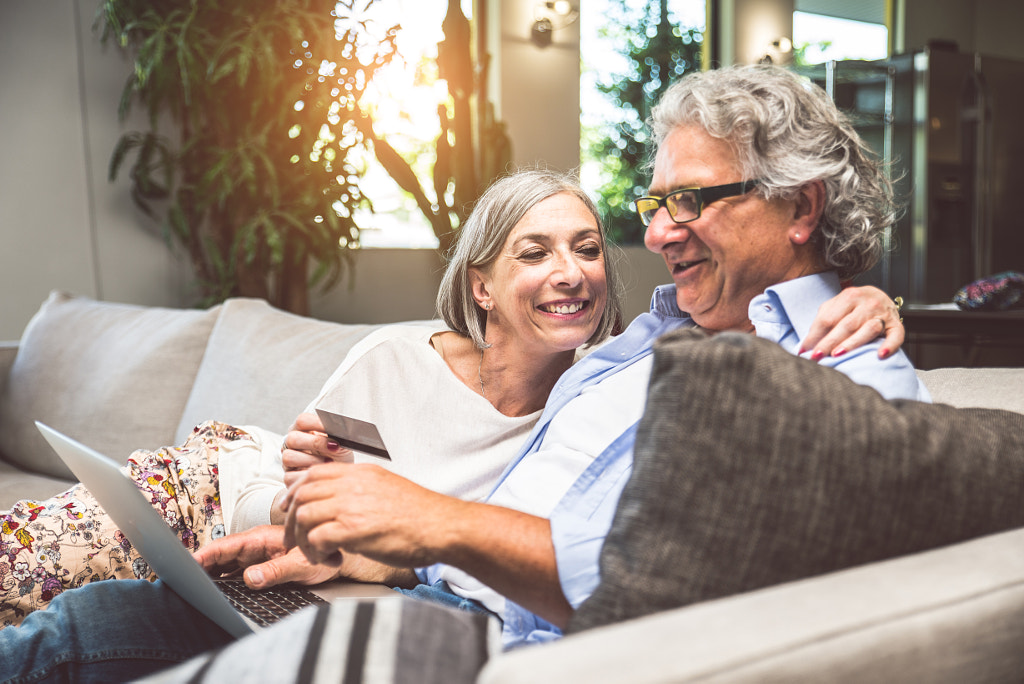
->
xmin=421 ymin=273 xmax=930 ymax=648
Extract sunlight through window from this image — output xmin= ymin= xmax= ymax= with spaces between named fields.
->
xmin=793 ymin=11 xmax=888 ymax=64
xmin=334 ymin=0 xmax=472 ymax=249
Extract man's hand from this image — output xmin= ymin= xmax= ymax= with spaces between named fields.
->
xmin=279 ymin=462 xmax=573 ymax=626
xmin=800 ymin=285 xmax=904 ymax=361
xmin=195 ymin=525 xmax=414 ymax=590
xmin=194 ymin=526 xmax=343 ymax=590
xmin=280 ymin=462 xmax=463 ymax=570
xmin=281 ymin=412 xmax=354 ymax=487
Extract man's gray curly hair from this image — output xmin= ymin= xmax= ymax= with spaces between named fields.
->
xmin=650 ymin=64 xmax=897 ymax=279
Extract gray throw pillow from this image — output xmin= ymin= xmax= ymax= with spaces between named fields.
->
xmin=570 ymin=329 xmax=1024 ymax=633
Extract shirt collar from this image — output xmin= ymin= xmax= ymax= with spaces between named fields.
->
xmin=649 ymin=274 xmax=841 ymax=339
xmin=649 ymin=284 xmax=687 ymax=318
xmin=750 ymin=271 xmax=841 ymax=340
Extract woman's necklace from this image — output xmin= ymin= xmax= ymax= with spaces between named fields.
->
xmin=478 ymin=348 xmax=486 ymax=399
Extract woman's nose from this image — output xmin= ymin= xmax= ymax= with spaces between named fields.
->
xmin=552 ymin=252 xmax=584 ymax=286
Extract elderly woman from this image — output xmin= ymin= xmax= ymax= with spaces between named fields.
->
xmin=0 ymin=115 xmax=911 ymax=679
xmin=0 ymin=169 xmax=620 ymax=625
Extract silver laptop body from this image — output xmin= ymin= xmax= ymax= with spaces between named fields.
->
xmin=35 ymin=421 xmax=327 ymax=637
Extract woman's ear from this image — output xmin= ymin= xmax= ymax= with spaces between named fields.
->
xmin=790 ymin=180 xmax=825 ymax=245
xmin=469 ymin=267 xmax=492 ymax=310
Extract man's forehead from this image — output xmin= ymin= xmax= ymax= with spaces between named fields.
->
xmin=650 ymin=130 xmax=736 ymax=193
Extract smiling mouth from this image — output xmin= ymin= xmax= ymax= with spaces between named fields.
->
xmin=539 ymin=301 xmax=589 ymax=315
xmin=672 ymin=259 xmax=706 ymax=275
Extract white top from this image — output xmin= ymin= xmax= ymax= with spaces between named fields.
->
xmin=219 ymin=325 xmax=542 ymax=533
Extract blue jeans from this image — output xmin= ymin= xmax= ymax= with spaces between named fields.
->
xmin=0 ymin=579 xmax=233 ymax=683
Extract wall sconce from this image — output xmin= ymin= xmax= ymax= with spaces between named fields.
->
xmin=759 ymin=37 xmax=793 ymax=64
xmin=531 ymin=1 xmax=579 ymax=48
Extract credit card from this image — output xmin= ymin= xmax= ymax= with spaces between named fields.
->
xmin=314 ymin=409 xmax=390 ymax=460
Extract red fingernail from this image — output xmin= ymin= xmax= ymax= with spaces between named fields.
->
xmin=326 ymin=441 xmax=340 ymax=451
xmin=832 ymin=347 xmax=847 ymax=358
xmin=879 ymin=348 xmax=890 ymax=359
xmin=810 ymin=350 xmax=824 ymax=362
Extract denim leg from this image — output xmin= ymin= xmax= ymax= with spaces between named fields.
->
xmin=0 ymin=579 xmax=234 ymax=684
xmin=396 ymin=580 xmax=497 ymax=618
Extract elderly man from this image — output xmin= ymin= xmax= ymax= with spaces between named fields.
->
xmin=0 ymin=64 xmax=921 ymax=681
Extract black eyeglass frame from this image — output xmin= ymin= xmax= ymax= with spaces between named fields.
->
xmin=633 ymin=179 xmax=763 ymax=226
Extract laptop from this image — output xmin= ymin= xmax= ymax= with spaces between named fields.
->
xmin=35 ymin=421 xmax=339 ymax=637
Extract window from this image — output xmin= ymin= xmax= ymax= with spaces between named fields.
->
xmin=339 ymin=0 xmax=453 ymax=249
xmin=793 ymin=0 xmax=889 ymax=64
xmin=580 ymin=0 xmax=706 ymax=244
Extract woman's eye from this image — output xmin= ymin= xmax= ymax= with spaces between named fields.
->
xmin=518 ymin=250 xmax=547 ymax=262
xmin=576 ymin=244 xmax=602 ymax=259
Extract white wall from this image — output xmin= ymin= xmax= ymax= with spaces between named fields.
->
xmin=495 ymin=0 xmax=581 ymax=171
xmin=0 ymin=0 xmax=190 ymax=341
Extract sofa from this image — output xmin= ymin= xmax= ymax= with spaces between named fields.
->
xmin=3 ymin=291 xmax=1024 ymax=682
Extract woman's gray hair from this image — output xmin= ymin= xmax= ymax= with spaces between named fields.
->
xmin=436 ymin=168 xmax=624 ymax=349
xmin=650 ymin=64 xmax=897 ymax=279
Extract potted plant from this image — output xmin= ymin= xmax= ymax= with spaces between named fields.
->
xmin=98 ymin=0 xmax=399 ymax=314
xmin=99 ymin=0 xmax=508 ymax=313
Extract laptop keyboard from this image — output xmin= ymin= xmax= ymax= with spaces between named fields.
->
xmin=215 ymin=579 xmax=328 ymax=627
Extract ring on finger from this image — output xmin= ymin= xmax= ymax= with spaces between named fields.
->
xmin=877 ymin=317 xmax=887 ymax=333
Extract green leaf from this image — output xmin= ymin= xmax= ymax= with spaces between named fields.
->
xmin=109 ymin=133 xmax=141 ymax=181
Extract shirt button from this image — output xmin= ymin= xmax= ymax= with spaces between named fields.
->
xmin=763 ymin=304 xmax=773 ymax=311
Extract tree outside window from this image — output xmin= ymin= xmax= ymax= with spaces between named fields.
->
xmin=581 ymin=0 xmax=705 ymax=245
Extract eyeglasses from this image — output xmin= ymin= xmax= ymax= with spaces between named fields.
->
xmin=633 ymin=179 xmax=763 ymax=226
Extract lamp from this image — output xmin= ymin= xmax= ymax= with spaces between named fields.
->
xmin=760 ymin=37 xmax=793 ymax=64
xmin=531 ymin=1 xmax=579 ymax=48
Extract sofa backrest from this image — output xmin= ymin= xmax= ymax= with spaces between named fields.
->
xmin=173 ymin=298 xmax=382 ymax=443
xmin=0 ymin=291 xmax=221 ymax=479
xmin=0 ymin=292 xmax=395 ymax=481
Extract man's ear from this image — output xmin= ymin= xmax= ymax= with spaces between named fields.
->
xmin=469 ymin=267 xmax=492 ymax=309
xmin=790 ymin=180 xmax=825 ymax=245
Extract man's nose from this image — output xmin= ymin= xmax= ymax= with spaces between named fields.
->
xmin=644 ymin=209 xmax=691 ymax=253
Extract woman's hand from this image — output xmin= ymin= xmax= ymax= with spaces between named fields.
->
xmin=281 ymin=412 xmax=354 ymax=487
xmin=800 ymin=285 xmax=904 ymax=360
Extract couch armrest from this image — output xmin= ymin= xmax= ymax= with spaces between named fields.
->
xmin=479 ymin=527 xmax=1024 ymax=683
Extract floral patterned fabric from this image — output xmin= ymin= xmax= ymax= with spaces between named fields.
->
xmin=0 ymin=421 xmax=249 ymax=626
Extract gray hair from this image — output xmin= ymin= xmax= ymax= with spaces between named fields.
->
xmin=650 ymin=64 xmax=896 ymax=279
xmin=436 ymin=168 xmax=624 ymax=349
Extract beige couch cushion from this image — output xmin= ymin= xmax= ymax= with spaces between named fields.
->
xmin=480 ymin=526 xmax=1024 ymax=684
xmin=919 ymin=367 xmax=1024 ymax=414
xmin=0 ymin=291 xmax=220 ymax=479
xmin=0 ymin=459 xmax=75 ymax=504
xmin=174 ymin=298 xmax=381 ymax=443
